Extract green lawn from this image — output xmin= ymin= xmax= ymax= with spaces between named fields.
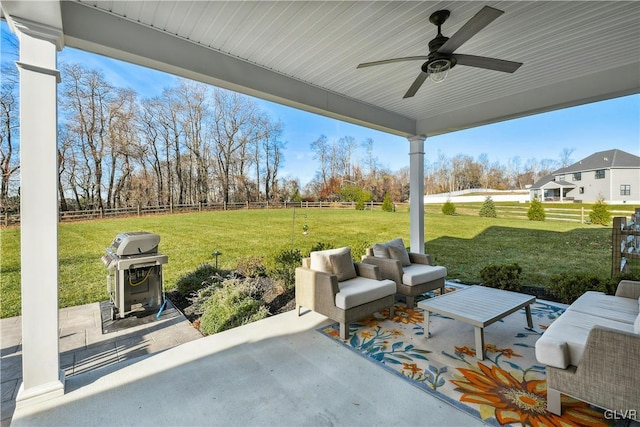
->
xmin=0 ymin=208 xmax=614 ymax=318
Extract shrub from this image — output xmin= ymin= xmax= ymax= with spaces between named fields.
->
xmin=355 ymin=199 xmax=365 ymax=210
xmin=175 ymin=264 xmax=225 ymax=296
xmin=589 ymin=197 xmax=611 ymax=225
xmin=479 ymin=196 xmax=497 ymax=218
xmin=527 ymin=197 xmax=546 ymax=221
xmin=547 ymin=272 xmax=607 ymax=304
xmin=349 ymin=241 xmax=371 ymax=261
xmin=198 ymin=279 xmax=269 ymax=335
xmin=381 ymin=193 xmax=394 ymax=212
xmin=236 ymin=255 xmax=266 ymax=278
xmin=441 ymin=200 xmax=456 ymax=215
xmin=479 ymin=263 xmax=522 ymax=291
xmin=309 ymin=241 xmax=334 ymax=254
xmin=270 ymin=248 xmax=303 ymax=289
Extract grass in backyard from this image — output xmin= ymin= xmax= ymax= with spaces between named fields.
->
xmin=0 ymin=209 xmax=613 ymax=318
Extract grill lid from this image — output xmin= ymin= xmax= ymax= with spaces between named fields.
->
xmin=110 ymin=232 xmax=160 ymax=256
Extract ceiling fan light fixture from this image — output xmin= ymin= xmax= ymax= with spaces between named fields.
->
xmin=427 ymin=58 xmax=451 ymax=83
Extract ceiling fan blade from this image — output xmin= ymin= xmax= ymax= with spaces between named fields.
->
xmin=438 ymin=6 xmax=503 ymax=54
xmin=357 ymin=56 xmax=429 ymax=68
xmin=403 ymin=72 xmax=428 ymax=98
xmin=454 ymin=54 xmax=523 ymax=73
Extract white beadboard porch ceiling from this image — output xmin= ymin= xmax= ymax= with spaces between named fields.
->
xmin=11 ymin=1 xmax=640 ymax=137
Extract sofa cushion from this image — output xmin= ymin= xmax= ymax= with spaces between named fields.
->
xmin=335 ymin=277 xmax=396 ymax=310
xmin=330 ymin=252 xmax=357 ymax=282
xmin=535 ymin=310 xmax=635 ymax=369
xmin=310 ymin=247 xmax=352 ymax=276
xmin=402 ymin=264 xmax=447 ymax=286
xmin=635 ymin=313 xmax=640 ymax=334
xmin=567 ymin=291 xmax=639 ymax=324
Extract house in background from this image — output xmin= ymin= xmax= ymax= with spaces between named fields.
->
xmin=530 ymin=149 xmax=640 ymax=203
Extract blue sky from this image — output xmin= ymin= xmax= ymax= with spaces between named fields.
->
xmin=3 ymin=21 xmax=639 ymax=186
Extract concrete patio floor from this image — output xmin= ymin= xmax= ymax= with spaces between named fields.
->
xmin=5 ymin=305 xmax=480 ymax=426
xmin=1 ymin=301 xmax=202 ymax=427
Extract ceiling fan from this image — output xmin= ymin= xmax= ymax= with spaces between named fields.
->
xmin=357 ymin=6 xmax=523 ymax=99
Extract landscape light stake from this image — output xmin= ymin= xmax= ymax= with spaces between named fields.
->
xmin=212 ymin=251 xmax=222 ymax=269
xmin=291 ymin=207 xmax=308 ymax=249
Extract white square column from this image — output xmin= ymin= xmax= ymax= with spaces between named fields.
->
xmin=408 ymin=135 xmax=426 ymax=254
xmin=11 ymin=17 xmax=65 ymax=405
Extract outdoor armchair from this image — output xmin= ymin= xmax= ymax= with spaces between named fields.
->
xmin=295 ymin=247 xmax=396 ymax=339
xmin=362 ymin=238 xmax=447 ymax=308
xmin=536 ymin=280 xmax=640 ymax=416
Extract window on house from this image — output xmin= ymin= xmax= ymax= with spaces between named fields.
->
xmin=595 ymin=169 xmax=605 ymax=179
xmin=621 ymin=185 xmax=631 ymax=196
xmin=572 ymin=172 xmax=581 ymax=181
xmin=579 ymin=187 xmax=584 ymax=194
xmin=556 ymin=175 xmax=565 ymax=181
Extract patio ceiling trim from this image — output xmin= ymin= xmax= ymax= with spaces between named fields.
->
xmin=60 ymin=1 xmax=417 ymax=137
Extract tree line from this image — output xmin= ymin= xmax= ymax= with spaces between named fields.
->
xmin=2 ymin=50 xmax=573 ymax=212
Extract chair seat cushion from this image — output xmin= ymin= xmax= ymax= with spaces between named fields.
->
xmin=568 ymin=291 xmax=639 ymax=324
xmin=402 ymin=264 xmax=447 ymax=286
xmin=335 ymin=277 xmax=396 ymax=310
xmin=535 ymin=310 xmax=635 ymax=369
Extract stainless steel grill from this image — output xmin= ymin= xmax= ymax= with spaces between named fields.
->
xmin=102 ymin=232 xmax=168 ymax=319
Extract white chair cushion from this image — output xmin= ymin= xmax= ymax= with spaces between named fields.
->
xmin=335 ymin=277 xmax=396 ymax=310
xmin=635 ymin=313 xmax=640 ymax=334
xmin=310 ymin=247 xmax=351 ymax=275
xmin=535 ymin=310 xmax=635 ymax=369
xmin=568 ymin=291 xmax=639 ymax=324
xmin=402 ymin=264 xmax=447 ymax=286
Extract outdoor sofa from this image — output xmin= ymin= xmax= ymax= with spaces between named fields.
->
xmin=361 ymin=238 xmax=447 ymax=308
xmin=295 ymin=247 xmax=396 ymax=339
xmin=535 ymin=280 xmax=640 ymax=417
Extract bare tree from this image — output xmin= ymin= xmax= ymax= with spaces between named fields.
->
xmin=210 ymin=89 xmax=263 ymax=204
xmin=60 ymin=63 xmax=115 ymax=210
xmin=559 ymin=147 xmax=575 ymax=168
xmin=310 ymin=135 xmax=329 ymax=187
xmin=177 ymin=81 xmax=211 ymax=204
xmin=0 ymin=63 xmax=19 ymax=208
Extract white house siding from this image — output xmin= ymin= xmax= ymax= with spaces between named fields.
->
xmin=566 ymin=168 xmax=640 ymax=203
xmin=610 ymin=168 xmax=640 ymax=204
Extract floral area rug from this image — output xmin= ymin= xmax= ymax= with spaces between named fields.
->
xmin=318 ymin=287 xmax=611 ymax=427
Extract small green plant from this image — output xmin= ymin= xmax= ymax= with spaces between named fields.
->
xmin=479 ymin=196 xmax=497 ymax=218
xmin=381 ymin=193 xmax=394 ymax=212
xmin=302 ymin=223 xmax=309 ymax=234
xmin=236 ymin=256 xmax=266 ymax=278
xmin=175 ymin=264 xmax=226 ymax=296
xmin=348 ymin=241 xmax=371 ymax=261
xmin=441 ymin=200 xmax=456 ymax=215
xmin=547 ymin=272 xmax=607 ymax=304
xmin=270 ymin=248 xmax=303 ymax=289
xmin=479 ymin=263 xmax=522 ymax=291
xmin=527 ymin=197 xmax=546 ymax=221
xmin=589 ymin=197 xmax=611 ymax=225
xmin=198 ymin=278 xmax=269 ymax=335
xmin=309 ymin=241 xmax=334 ymax=253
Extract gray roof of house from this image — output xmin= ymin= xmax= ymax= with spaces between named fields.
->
xmin=531 ymin=174 xmax=555 ymax=189
xmin=555 ymin=149 xmax=640 ymax=174
xmin=531 ymin=149 xmax=640 ymax=189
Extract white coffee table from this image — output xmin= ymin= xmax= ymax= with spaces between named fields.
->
xmin=417 ymin=285 xmax=535 ymax=360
